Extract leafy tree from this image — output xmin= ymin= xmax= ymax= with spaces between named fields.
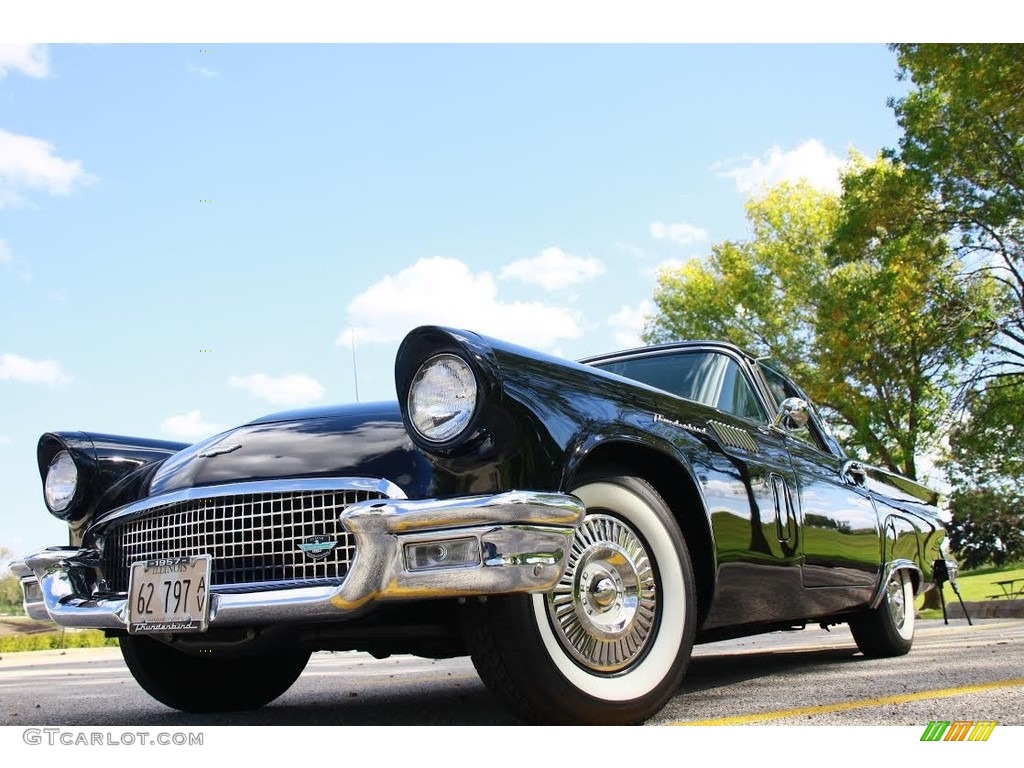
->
xmin=0 ymin=574 xmax=22 ymax=614
xmin=946 ymin=378 xmax=1024 ymax=491
xmin=0 ymin=546 xmax=24 ymax=615
xmin=940 ymin=378 xmax=1024 ymax=572
xmin=645 ymin=163 xmax=1000 ymax=479
xmin=888 ymin=45 xmax=1024 ymax=553
xmin=947 ymin=488 xmax=1024 ymax=569
xmin=890 ymin=44 xmax=1024 ymax=383
xmin=825 ymin=155 xmax=1003 ymax=478
xmin=645 ymin=180 xmax=835 ymax=391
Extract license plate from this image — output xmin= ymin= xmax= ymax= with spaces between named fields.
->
xmin=127 ymin=556 xmax=211 ymax=634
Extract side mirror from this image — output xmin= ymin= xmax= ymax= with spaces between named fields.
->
xmin=772 ymin=397 xmax=809 ymax=430
xmin=842 ymin=459 xmax=867 ymax=486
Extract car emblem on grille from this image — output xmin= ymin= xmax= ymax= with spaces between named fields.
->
xmin=197 ymin=443 xmax=242 ymax=458
xmin=298 ymin=536 xmax=338 ymax=561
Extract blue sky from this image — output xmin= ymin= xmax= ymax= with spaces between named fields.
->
xmin=0 ymin=41 xmax=916 ymax=558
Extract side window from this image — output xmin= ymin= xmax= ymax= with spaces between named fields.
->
xmin=594 ymin=351 xmax=767 ymax=422
xmin=759 ymin=363 xmax=793 ymax=407
xmin=758 ymin=363 xmax=831 ymax=452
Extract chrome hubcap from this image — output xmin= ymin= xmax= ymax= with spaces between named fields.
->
xmin=887 ymin=573 xmax=906 ymax=628
xmin=545 ymin=514 xmax=657 ymax=673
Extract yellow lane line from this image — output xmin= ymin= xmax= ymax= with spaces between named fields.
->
xmin=673 ymin=677 xmax=1024 ymax=726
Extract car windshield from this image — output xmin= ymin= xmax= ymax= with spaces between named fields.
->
xmin=592 ymin=351 xmax=767 ymax=422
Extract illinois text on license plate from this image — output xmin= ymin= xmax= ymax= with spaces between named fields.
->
xmin=128 ymin=556 xmax=211 ymax=634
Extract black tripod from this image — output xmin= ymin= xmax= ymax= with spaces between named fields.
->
xmin=933 ymin=559 xmax=972 ymax=626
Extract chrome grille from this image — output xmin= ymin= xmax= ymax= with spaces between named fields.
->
xmin=102 ymin=488 xmax=383 ymax=592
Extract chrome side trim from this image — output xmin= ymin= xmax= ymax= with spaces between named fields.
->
xmin=17 ymin=489 xmax=585 ymax=630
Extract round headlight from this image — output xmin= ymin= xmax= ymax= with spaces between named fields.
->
xmin=407 ymin=354 xmax=478 ymax=444
xmin=44 ymin=450 xmax=78 ymax=512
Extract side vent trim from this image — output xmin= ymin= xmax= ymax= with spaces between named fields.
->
xmin=708 ymin=421 xmax=758 ymax=453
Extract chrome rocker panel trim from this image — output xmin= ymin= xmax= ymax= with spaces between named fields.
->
xmin=13 ymin=481 xmax=585 ymax=630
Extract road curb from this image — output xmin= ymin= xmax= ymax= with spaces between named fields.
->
xmin=945 ymin=599 xmax=1024 ymax=619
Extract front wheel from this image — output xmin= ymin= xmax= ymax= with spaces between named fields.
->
xmin=462 ymin=475 xmax=697 ymax=724
xmin=849 ymin=568 xmax=915 ymax=657
xmin=120 ymin=635 xmax=310 ymax=713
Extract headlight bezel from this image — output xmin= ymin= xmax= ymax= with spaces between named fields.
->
xmin=44 ymin=449 xmax=79 ymax=513
xmin=406 ymin=352 xmax=481 ymax=447
xmin=395 ymin=326 xmax=502 ymax=455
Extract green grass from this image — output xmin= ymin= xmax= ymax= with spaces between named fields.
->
xmin=0 ymin=629 xmax=119 ymax=653
xmin=917 ymin=561 xmax=1024 ymax=618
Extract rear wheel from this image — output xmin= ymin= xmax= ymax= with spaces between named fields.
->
xmin=849 ymin=568 xmax=915 ymax=657
xmin=120 ymin=635 xmax=310 ymax=713
xmin=462 ymin=475 xmax=697 ymax=724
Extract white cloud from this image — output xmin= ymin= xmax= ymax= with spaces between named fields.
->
xmin=337 ymin=256 xmax=583 ymax=350
xmin=187 ymin=63 xmax=218 ymax=79
xmin=0 ymin=434 xmax=11 ymax=445
xmin=0 ymin=45 xmax=49 ymax=79
xmin=649 ymin=221 xmax=708 ymax=246
xmin=228 ymin=373 xmax=326 ymax=407
xmin=498 ymin=247 xmax=605 ymax=291
xmin=718 ymin=139 xmax=844 ymax=195
xmin=615 ymin=241 xmax=647 ymax=260
xmin=0 ymin=239 xmax=32 ymax=282
xmin=160 ymin=410 xmax=228 ymax=442
xmin=607 ymin=301 xmax=653 ymax=349
xmin=0 ymin=129 xmax=95 ymax=208
xmin=0 ymin=353 xmax=68 ymax=386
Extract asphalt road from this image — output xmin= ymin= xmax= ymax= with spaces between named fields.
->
xmin=1 ymin=618 xmax=1021 ymax=727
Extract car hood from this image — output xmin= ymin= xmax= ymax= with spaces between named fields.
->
xmin=148 ymin=401 xmax=428 ymax=497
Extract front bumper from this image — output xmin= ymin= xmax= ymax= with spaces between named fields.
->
xmin=11 ymin=487 xmax=584 ymax=631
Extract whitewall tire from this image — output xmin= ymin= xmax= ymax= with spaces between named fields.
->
xmin=850 ymin=568 xmax=915 ymax=657
xmin=461 ymin=474 xmax=697 ymax=724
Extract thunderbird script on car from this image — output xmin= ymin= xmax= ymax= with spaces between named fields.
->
xmin=11 ymin=326 xmax=954 ymax=724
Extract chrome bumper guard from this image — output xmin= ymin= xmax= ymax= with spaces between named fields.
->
xmin=11 ymin=489 xmax=585 ymax=630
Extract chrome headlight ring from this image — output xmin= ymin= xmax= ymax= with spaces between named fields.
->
xmin=407 ymin=353 xmax=479 ymax=446
xmin=44 ymin=449 xmax=79 ymax=513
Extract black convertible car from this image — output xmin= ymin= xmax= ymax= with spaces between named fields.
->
xmin=10 ymin=326 xmax=953 ymax=724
